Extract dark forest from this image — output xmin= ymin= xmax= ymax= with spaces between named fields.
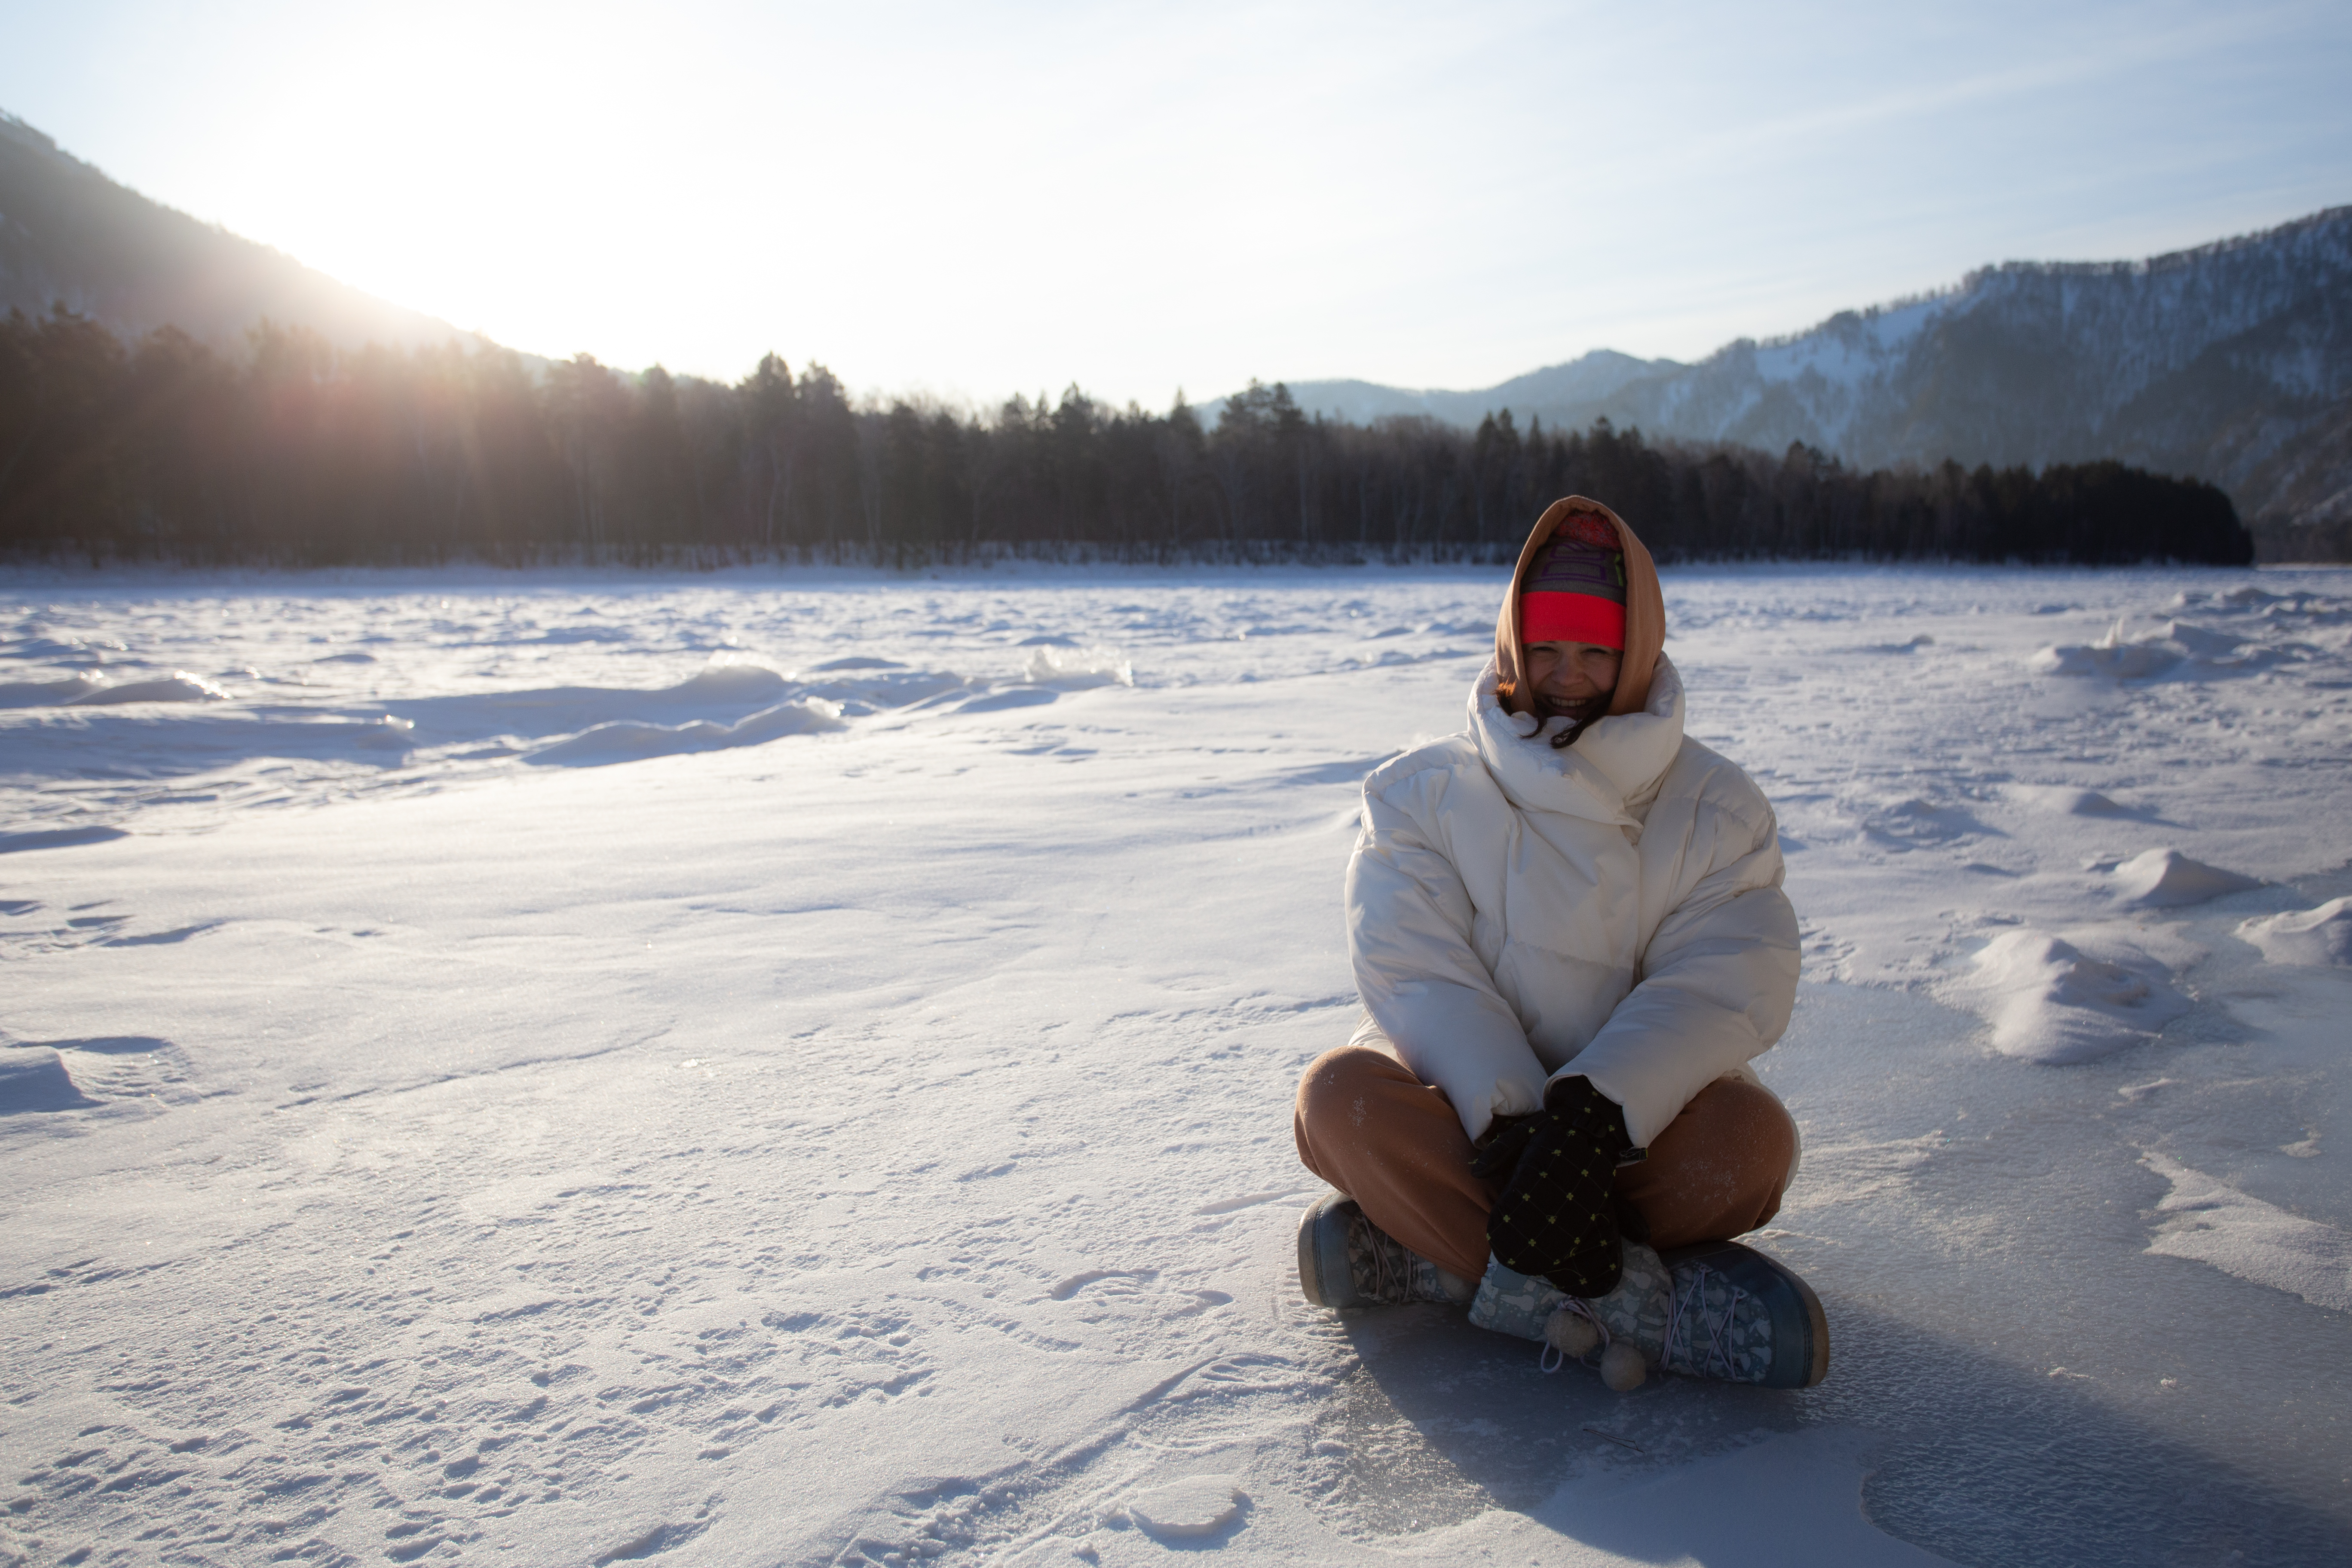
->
xmin=0 ymin=306 xmax=2255 ymax=568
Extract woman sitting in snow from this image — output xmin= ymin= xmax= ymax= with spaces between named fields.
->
xmin=1294 ymin=496 xmax=1828 ymax=1391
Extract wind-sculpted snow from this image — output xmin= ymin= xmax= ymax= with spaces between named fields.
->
xmin=0 ymin=1047 xmax=96 ymax=1113
xmin=2239 ymin=898 xmax=2352 ymax=967
xmin=527 ymin=698 xmax=848 ymax=766
xmin=3 ymin=562 xmax=2351 ymax=1565
xmin=1020 ymin=643 xmax=1135 ymax=689
xmin=1960 ymin=928 xmax=2193 ymax=1064
xmin=0 ymin=674 xmax=107 ymax=705
xmin=2141 ymin=1152 xmax=2352 ymax=1314
xmin=2032 ymin=618 xmax=2315 ymax=680
xmin=0 ymin=624 xmax=1120 ymax=822
xmin=2110 ymin=848 xmax=2266 ymax=908
xmin=1 ymin=670 xmax=229 ymax=705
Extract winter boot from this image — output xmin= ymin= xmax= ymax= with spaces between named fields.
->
xmin=1468 ymin=1237 xmax=1828 ymax=1390
xmin=1296 ymin=1193 xmax=1478 ymax=1309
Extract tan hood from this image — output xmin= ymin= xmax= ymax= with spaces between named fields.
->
xmin=1493 ymin=495 xmax=1665 ymax=719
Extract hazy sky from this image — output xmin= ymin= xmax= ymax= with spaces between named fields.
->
xmin=5 ymin=0 xmax=2347 ymax=408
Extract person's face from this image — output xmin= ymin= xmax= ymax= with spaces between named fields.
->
xmin=1524 ymin=640 xmax=1622 ymax=713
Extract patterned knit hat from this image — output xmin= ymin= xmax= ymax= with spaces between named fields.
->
xmin=1521 ymin=512 xmax=1627 ymax=649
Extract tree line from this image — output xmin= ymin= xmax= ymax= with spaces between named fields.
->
xmin=0 ymin=306 xmax=2254 ymax=568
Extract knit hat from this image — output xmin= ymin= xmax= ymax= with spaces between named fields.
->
xmin=1520 ymin=512 xmax=1627 ymax=649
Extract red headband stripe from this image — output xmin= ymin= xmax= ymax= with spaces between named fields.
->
xmin=1522 ymin=592 xmax=1626 ymax=649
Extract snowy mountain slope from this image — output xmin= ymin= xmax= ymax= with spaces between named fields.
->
xmin=1250 ymin=210 xmax=2352 ymax=554
xmin=1646 ymin=209 xmax=2352 ymax=469
xmin=4 ymin=564 xmax=2351 ymax=1565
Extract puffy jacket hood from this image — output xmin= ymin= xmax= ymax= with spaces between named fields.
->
xmin=1493 ymin=496 xmax=1666 ymax=720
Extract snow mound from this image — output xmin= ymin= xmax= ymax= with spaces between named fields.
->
xmin=2142 ymin=1152 xmax=2352 ymax=1313
xmin=661 ymin=658 xmax=796 ymax=705
xmin=2012 ymin=785 xmax=2134 ymax=817
xmin=2033 ymin=627 xmax=2181 ymax=679
xmin=0 ymin=1048 xmax=96 ymax=1113
xmin=2176 ymin=585 xmax=2289 ymax=613
xmin=1966 ymin=930 xmax=2190 ymax=1064
xmin=2159 ymin=620 xmax=2245 ymax=658
xmin=2209 ymin=586 xmax=2281 ymax=609
xmin=1124 ymin=1476 xmax=1245 ymax=1539
xmin=64 ymin=671 xmax=231 ymax=705
xmin=0 ymin=675 xmax=109 ymax=707
xmin=1023 ymin=644 xmax=1133 ymax=689
xmin=2111 ymin=848 xmax=2263 ymax=907
xmin=2031 ymin=618 xmax=2285 ymax=680
xmin=2238 ymin=898 xmax=2352 ymax=967
xmin=528 ymin=699 xmax=845 ymax=766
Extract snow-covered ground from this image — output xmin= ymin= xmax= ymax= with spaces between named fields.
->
xmin=3 ymin=563 xmax=2348 ymax=1568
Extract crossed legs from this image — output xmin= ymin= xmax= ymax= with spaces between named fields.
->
xmin=1293 ymin=1041 xmax=1799 ymax=1283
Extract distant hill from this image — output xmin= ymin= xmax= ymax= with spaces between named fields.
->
xmin=1218 ymin=210 xmax=2352 ymax=559
xmin=0 ymin=110 xmax=502 ymax=358
xmin=1225 ymin=349 xmax=1683 ymax=428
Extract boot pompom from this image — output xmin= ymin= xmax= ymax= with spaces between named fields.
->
xmin=1545 ymin=1309 xmax=1600 ymax=1358
xmin=1599 ymin=1340 xmax=1647 ymax=1392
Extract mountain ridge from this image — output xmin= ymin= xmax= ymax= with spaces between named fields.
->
xmin=4 ymin=106 xmax=2342 ymax=556
xmin=0 ymin=111 xmax=505 ymax=361
xmin=1217 ymin=207 xmax=2352 ymax=556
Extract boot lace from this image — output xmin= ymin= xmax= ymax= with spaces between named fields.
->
xmin=1660 ymin=1263 xmax=1749 ymax=1378
xmin=1350 ymin=1213 xmax=1404 ymax=1304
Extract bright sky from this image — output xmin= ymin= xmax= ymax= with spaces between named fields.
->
xmin=5 ymin=0 xmax=2347 ymax=408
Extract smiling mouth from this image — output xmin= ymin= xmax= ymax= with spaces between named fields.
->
xmin=1540 ymin=692 xmax=1606 ymax=723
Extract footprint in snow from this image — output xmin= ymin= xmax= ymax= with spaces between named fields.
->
xmin=1049 ymin=1268 xmax=1154 ymax=1301
xmin=1122 ymin=1475 xmax=1249 ymax=1541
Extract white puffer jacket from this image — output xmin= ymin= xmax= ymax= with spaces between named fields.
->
xmin=1345 ymin=653 xmax=1800 ymax=1147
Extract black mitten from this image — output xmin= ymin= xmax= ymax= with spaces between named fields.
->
xmin=1471 ymin=1076 xmax=1633 ymax=1298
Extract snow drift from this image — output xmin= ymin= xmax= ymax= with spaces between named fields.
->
xmin=2238 ymin=898 xmax=2352 ymax=967
xmin=2033 ymin=619 xmax=2297 ymax=680
xmin=2143 ymin=1151 xmax=2352 ymax=1313
xmin=1963 ymin=929 xmax=2192 ymax=1064
xmin=64 ymin=671 xmax=230 ymax=704
xmin=2110 ymin=849 xmax=2264 ymax=908
xmin=528 ymin=698 xmax=846 ymax=766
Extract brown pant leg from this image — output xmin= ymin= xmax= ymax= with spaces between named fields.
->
xmin=1297 ymin=1047 xmax=1799 ymax=1280
xmin=1612 ymin=1076 xmax=1798 ymax=1251
xmin=1293 ymin=1044 xmax=1493 ymax=1282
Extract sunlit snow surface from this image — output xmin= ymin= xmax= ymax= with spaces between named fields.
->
xmin=4 ymin=564 xmax=2349 ymax=1567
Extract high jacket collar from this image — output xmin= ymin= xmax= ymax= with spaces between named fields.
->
xmin=1469 ymin=653 xmax=1687 ymax=826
